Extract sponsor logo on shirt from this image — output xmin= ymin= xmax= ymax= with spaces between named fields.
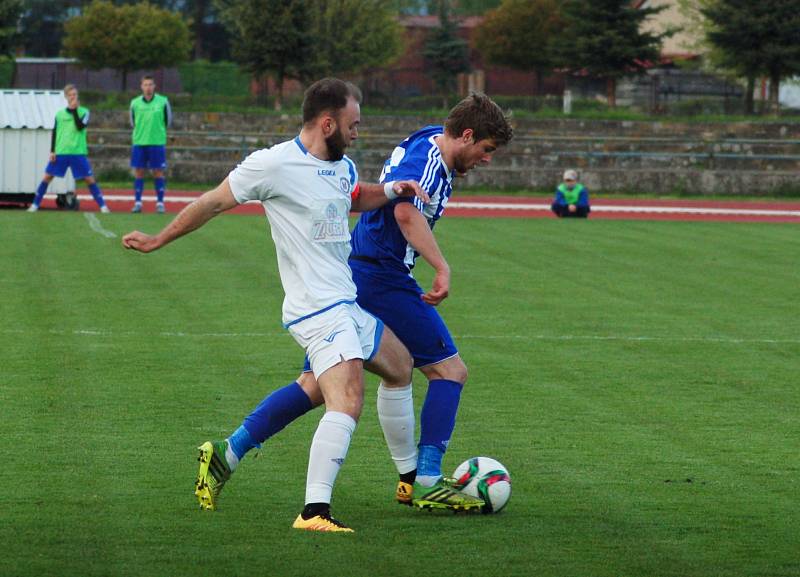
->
xmin=318 ymin=169 xmax=336 ymax=176
xmin=312 ymin=201 xmax=347 ymax=242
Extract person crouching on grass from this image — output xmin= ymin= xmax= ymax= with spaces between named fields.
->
xmin=551 ymin=169 xmax=590 ymax=218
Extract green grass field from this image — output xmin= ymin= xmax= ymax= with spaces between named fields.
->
xmin=2 ymin=211 xmax=798 ymax=577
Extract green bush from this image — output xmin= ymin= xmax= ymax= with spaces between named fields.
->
xmin=0 ymin=57 xmax=14 ymax=88
xmin=178 ymin=60 xmax=250 ymax=97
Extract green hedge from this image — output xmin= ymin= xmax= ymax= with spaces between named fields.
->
xmin=177 ymin=60 xmax=250 ymax=97
xmin=0 ymin=57 xmax=14 ymax=88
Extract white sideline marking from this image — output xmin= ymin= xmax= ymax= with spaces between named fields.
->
xmin=83 ymin=212 xmax=116 ymax=238
xmin=447 ymin=201 xmax=800 ymax=217
xmin=2 ymin=327 xmax=797 ymax=345
xmin=78 ymin=194 xmax=800 ymax=217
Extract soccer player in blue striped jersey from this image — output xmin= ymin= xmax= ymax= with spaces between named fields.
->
xmin=219 ymin=93 xmax=513 ymax=512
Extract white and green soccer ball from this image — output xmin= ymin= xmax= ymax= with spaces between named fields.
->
xmin=452 ymin=456 xmax=511 ymax=514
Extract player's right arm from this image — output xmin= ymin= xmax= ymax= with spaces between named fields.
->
xmin=394 ymin=202 xmax=450 ymax=305
xmin=122 ymin=178 xmax=238 ymax=253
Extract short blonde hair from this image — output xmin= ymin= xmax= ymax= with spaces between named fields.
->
xmin=63 ymin=84 xmax=78 ymax=96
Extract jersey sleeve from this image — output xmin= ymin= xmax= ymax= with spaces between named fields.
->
xmin=228 ymin=148 xmax=278 ymax=204
xmin=383 ymin=157 xmax=429 ymax=211
xmin=343 ymin=155 xmax=359 ymax=189
xmin=164 ymin=99 xmax=173 ymax=128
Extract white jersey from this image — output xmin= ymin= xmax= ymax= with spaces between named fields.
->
xmin=228 ymin=136 xmax=359 ymax=327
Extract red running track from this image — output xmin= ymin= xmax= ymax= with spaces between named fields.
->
xmin=31 ymin=190 xmax=800 ymax=223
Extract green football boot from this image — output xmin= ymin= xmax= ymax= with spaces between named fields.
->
xmin=411 ymin=478 xmax=484 ymax=512
xmin=195 ymin=440 xmax=232 ymax=511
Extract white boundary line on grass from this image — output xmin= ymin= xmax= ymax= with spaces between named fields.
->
xmin=79 ymin=194 xmax=800 ymax=217
xmin=83 ymin=212 xmax=116 ymax=238
xmin=3 ymin=327 xmax=798 ymax=345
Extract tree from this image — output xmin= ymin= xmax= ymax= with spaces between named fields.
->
xmin=63 ymin=1 xmax=191 ymax=90
xmin=474 ymin=0 xmax=562 ymax=95
xmin=216 ymin=0 xmax=313 ymax=110
xmin=218 ymin=0 xmax=403 ymax=110
xmin=307 ymin=0 xmax=402 ymax=80
xmin=702 ymin=0 xmax=800 ymax=113
xmin=424 ymin=0 xmax=471 ymax=108
xmin=555 ymin=0 xmax=667 ymax=107
xmin=0 ymin=0 xmax=22 ymax=56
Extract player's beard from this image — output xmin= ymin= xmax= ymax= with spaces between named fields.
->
xmin=452 ymin=154 xmax=470 ymax=176
xmin=325 ymin=129 xmax=348 ymax=161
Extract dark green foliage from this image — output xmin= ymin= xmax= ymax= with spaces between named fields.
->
xmin=177 ymin=60 xmax=250 ymax=97
xmin=307 ymin=0 xmax=402 ymax=79
xmin=423 ymin=0 xmax=470 ymax=107
xmin=62 ymin=1 xmax=192 ymax=90
xmin=0 ymin=0 xmax=22 ymax=55
xmin=217 ymin=0 xmax=402 ymax=110
xmin=702 ymin=0 xmax=800 ymax=112
xmin=556 ymin=0 xmax=667 ymax=106
xmin=216 ymin=0 xmax=313 ymax=110
xmin=474 ymin=0 xmax=562 ymax=95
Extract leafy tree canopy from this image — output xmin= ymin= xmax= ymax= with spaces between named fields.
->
xmin=474 ymin=0 xmax=562 ymax=83
xmin=424 ymin=0 xmax=470 ymax=105
xmin=63 ymin=0 xmax=191 ymax=89
xmin=0 ymin=0 xmax=23 ymax=56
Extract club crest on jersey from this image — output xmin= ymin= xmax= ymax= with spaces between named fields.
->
xmin=312 ymin=201 xmax=346 ymax=242
xmin=339 ymin=177 xmax=351 ymax=194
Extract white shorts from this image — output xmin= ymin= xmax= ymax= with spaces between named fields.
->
xmin=287 ymin=301 xmax=384 ymax=379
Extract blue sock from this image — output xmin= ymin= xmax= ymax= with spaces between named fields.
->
xmin=155 ymin=177 xmax=165 ymax=203
xmin=134 ymin=178 xmax=144 ymax=202
xmin=33 ymin=181 xmax=48 ymax=206
xmin=417 ymin=379 xmax=463 ymax=478
xmin=241 ymin=381 xmax=313 ymax=451
xmin=88 ymin=183 xmax=105 ymax=208
xmin=228 ymin=425 xmax=257 ymax=461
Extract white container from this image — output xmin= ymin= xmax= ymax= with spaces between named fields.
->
xmin=0 ymin=90 xmax=76 ymax=195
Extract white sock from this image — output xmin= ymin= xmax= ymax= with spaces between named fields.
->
xmin=377 ymin=383 xmax=417 ymax=475
xmin=224 ymin=440 xmax=240 ymax=472
xmin=305 ymin=411 xmax=357 ymax=504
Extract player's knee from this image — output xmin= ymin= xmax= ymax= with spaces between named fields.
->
xmin=338 ymin=388 xmax=364 ymax=420
xmin=450 ymin=358 xmax=468 ymax=385
xmin=427 ymin=356 xmax=468 ymax=384
xmin=296 ymin=372 xmax=324 ymax=407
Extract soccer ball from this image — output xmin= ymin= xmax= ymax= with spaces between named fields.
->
xmin=452 ymin=457 xmax=511 ymax=514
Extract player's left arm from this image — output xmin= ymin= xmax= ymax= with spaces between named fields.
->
xmin=122 ymin=178 xmax=238 ymax=253
xmin=351 ymin=180 xmax=429 ymax=212
xmin=395 ymin=202 xmax=450 ymax=306
xmin=164 ymin=99 xmax=173 ymax=128
xmin=69 ymin=108 xmax=88 ymax=131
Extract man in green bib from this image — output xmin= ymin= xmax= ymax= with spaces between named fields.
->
xmin=551 ymin=169 xmax=590 ymax=218
xmin=130 ymin=75 xmax=172 ymax=213
xmin=28 ymin=84 xmax=109 ymax=213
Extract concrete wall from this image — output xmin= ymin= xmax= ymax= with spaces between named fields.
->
xmin=85 ymin=111 xmax=800 ymax=195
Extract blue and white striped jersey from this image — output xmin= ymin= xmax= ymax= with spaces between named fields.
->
xmin=351 ymin=125 xmax=454 ymax=272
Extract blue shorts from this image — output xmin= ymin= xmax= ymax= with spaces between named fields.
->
xmin=304 ymin=260 xmax=458 ymax=372
xmin=45 ymin=155 xmax=93 ymax=180
xmin=131 ymin=145 xmax=167 ymax=170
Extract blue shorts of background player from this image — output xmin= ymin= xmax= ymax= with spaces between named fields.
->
xmin=46 ymin=154 xmax=94 ymax=179
xmin=130 ymin=145 xmax=168 ymax=213
xmin=29 ymin=154 xmax=108 ymax=212
xmin=130 ymin=145 xmax=167 ymax=170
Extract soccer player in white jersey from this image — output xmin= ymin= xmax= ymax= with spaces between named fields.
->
xmin=122 ymin=78 xmax=428 ymax=532
xmin=216 ymin=94 xmax=514 ymax=512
